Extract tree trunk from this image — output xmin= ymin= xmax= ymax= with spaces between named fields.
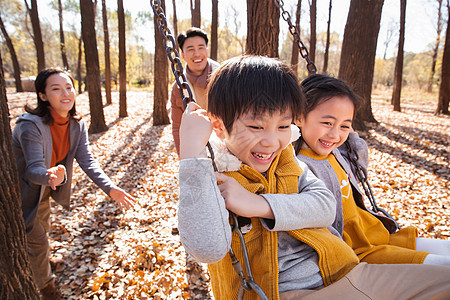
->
xmin=246 ymin=0 xmax=279 ymax=57
xmin=391 ymin=0 xmax=406 ymax=112
xmin=58 ymin=0 xmax=69 ymax=70
xmin=80 ymin=0 xmax=107 ymax=133
xmin=102 ymin=0 xmax=112 ymax=105
xmin=323 ymin=0 xmax=332 ymax=74
xmin=117 ymin=0 xmax=127 ymax=117
xmin=427 ymin=0 xmax=443 ymax=93
xmin=172 ymin=0 xmax=178 ymax=49
xmin=153 ymin=0 xmax=170 ymax=126
xmin=290 ymin=0 xmax=301 ymax=76
xmin=190 ymin=0 xmax=201 ymax=27
xmin=25 ymin=0 xmax=45 ymax=72
xmin=77 ymin=33 xmax=83 ymax=94
xmin=309 ymin=0 xmax=317 ymax=64
xmin=210 ymin=0 xmax=218 ymax=61
xmin=0 ymin=14 xmax=23 ymax=92
xmin=338 ymin=0 xmax=384 ymax=131
xmin=436 ymin=1 xmax=450 ymax=115
xmin=0 ymin=49 xmax=40 ymax=300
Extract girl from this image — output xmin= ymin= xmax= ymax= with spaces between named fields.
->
xmin=294 ymin=73 xmax=450 ymax=266
xmin=12 ymin=67 xmax=135 ymax=299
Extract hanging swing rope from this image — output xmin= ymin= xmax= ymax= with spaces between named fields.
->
xmin=150 ymin=1 xmax=267 ymax=299
xmin=274 ymin=0 xmax=317 ymax=75
xmin=345 ymin=141 xmax=402 ymax=230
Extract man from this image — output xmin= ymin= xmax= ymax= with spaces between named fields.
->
xmin=170 ymin=27 xmax=220 ymax=155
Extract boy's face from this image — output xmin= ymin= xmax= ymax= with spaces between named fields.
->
xmin=297 ymin=96 xmax=354 ymax=156
xmin=181 ymin=36 xmax=208 ymax=75
xmin=213 ymin=109 xmax=293 ymax=173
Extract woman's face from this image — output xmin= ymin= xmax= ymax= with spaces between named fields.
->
xmin=39 ymin=73 xmax=76 ymax=117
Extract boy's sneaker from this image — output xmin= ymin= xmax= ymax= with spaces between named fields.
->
xmin=40 ymin=281 xmax=64 ymax=300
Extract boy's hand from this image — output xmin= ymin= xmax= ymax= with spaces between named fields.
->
xmin=215 ymin=173 xmax=274 ymax=219
xmin=180 ymin=102 xmax=213 ymax=159
xmin=47 ymin=165 xmax=66 ymax=190
xmin=109 ymin=187 xmax=135 ymax=210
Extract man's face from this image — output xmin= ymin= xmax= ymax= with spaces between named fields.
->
xmin=181 ymin=36 xmax=208 ymax=75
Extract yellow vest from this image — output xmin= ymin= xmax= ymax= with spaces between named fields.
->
xmin=208 ymin=145 xmax=359 ymax=300
xmin=325 ymin=153 xmax=428 ymax=264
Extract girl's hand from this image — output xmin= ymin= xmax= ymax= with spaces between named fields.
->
xmin=47 ymin=165 xmax=66 ymax=190
xmin=215 ymin=173 xmax=274 ymax=219
xmin=109 ymin=187 xmax=135 ymax=210
xmin=179 ymin=102 xmax=213 ymax=159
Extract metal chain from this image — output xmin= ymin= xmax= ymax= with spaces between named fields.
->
xmin=150 ymin=1 xmax=267 ymax=299
xmin=151 ymin=0 xmax=193 ymax=108
xmin=274 ymin=0 xmax=317 ymax=74
xmin=345 ymin=141 xmax=401 ymax=230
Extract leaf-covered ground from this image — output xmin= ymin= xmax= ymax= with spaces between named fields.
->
xmin=7 ymin=88 xmax=449 ymax=299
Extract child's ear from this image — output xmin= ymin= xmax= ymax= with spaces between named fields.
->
xmin=209 ymin=114 xmax=227 ymax=139
xmin=294 ymin=117 xmax=303 ymax=128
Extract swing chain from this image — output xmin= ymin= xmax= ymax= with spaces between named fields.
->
xmin=344 ymin=141 xmax=401 ymax=230
xmin=150 ymin=1 xmax=266 ymax=299
xmin=151 ymin=0 xmax=194 ymax=108
xmin=274 ymin=0 xmax=317 ymax=74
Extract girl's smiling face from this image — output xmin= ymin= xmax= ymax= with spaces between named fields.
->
xmin=214 ymin=109 xmax=293 ymax=173
xmin=298 ymin=96 xmax=355 ymax=156
xmin=39 ymin=73 xmax=76 ymax=118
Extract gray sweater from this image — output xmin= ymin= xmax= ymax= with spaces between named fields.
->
xmin=178 ymin=155 xmax=336 ymax=292
xmin=12 ymin=113 xmax=116 ymax=233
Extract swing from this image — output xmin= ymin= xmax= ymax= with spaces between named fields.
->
xmin=151 ymin=1 xmax=399 ymax=299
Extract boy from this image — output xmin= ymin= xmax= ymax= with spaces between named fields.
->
xmin=178 ymin=56 xmax=450 ymax=299
xmin=170 ymin=27 xmax=220 ymax=154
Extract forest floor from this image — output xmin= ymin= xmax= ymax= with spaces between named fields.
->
xmin=7 ymin=87 xmax=449 ymax=299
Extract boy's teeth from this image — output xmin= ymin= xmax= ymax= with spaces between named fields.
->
xmin=321 ymin=140 xmax=333 ymax=146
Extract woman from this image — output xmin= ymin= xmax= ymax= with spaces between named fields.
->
xmin=12 ymin=67 xmax=135 ymax=299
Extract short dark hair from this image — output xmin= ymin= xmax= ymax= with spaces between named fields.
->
xmin=207 ymin=55 xmax=305 ymax=133
xmin=25 ymin=67 xmax=80 ymax=124
xmin=177 ymin=27 xmax=208 ymax=51
xmin=293 ymin=73 xmax=361 ymax=152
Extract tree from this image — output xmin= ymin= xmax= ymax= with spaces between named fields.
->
xmin=246 ymin=0 xmax=279 ymax=57
xmin=0 ymin=13 xmax=23 ymax=92
xmin=102 ymin=0 xmax=112 ymax=105
xmin=436 ymin=0 xmax=450 ymax=115
xmin=76 ymin=34 xmax=83 ymax=94
xmin=0 ymin=49 xmax=40 ymax=300
xmin=427 ymin=0 xmax=444 ymax=92
xmin=24 ymin=0 xmax=45 ymax=72
xmin=172 ymin=0 xmax=178 ymax=48
xmin=210 ymin=0 xmax=218 ymax=61
xmin=118 ymin=0 xmax=127 ymax=117
xmin=323 ymin=0 xmax=332 ymax=74
xmin=58 ymin=0 xmax=70 ymax=70
xmin=190 ymin=0 xmax=201 ymax=27
xmin=338 ymin=0 xmax=384 ymax=130
xmin=290 ymin=0 xmax=301 ymax=76
xmin=153 ymin=0 xmax=170 ymax=125
xmin=391 ymin=0 xmax=406 ymax=112
xmin=309 ymin=0 xmax=317 ymax=64
xmin=80 ymin=0 xmax=107 ymax=133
